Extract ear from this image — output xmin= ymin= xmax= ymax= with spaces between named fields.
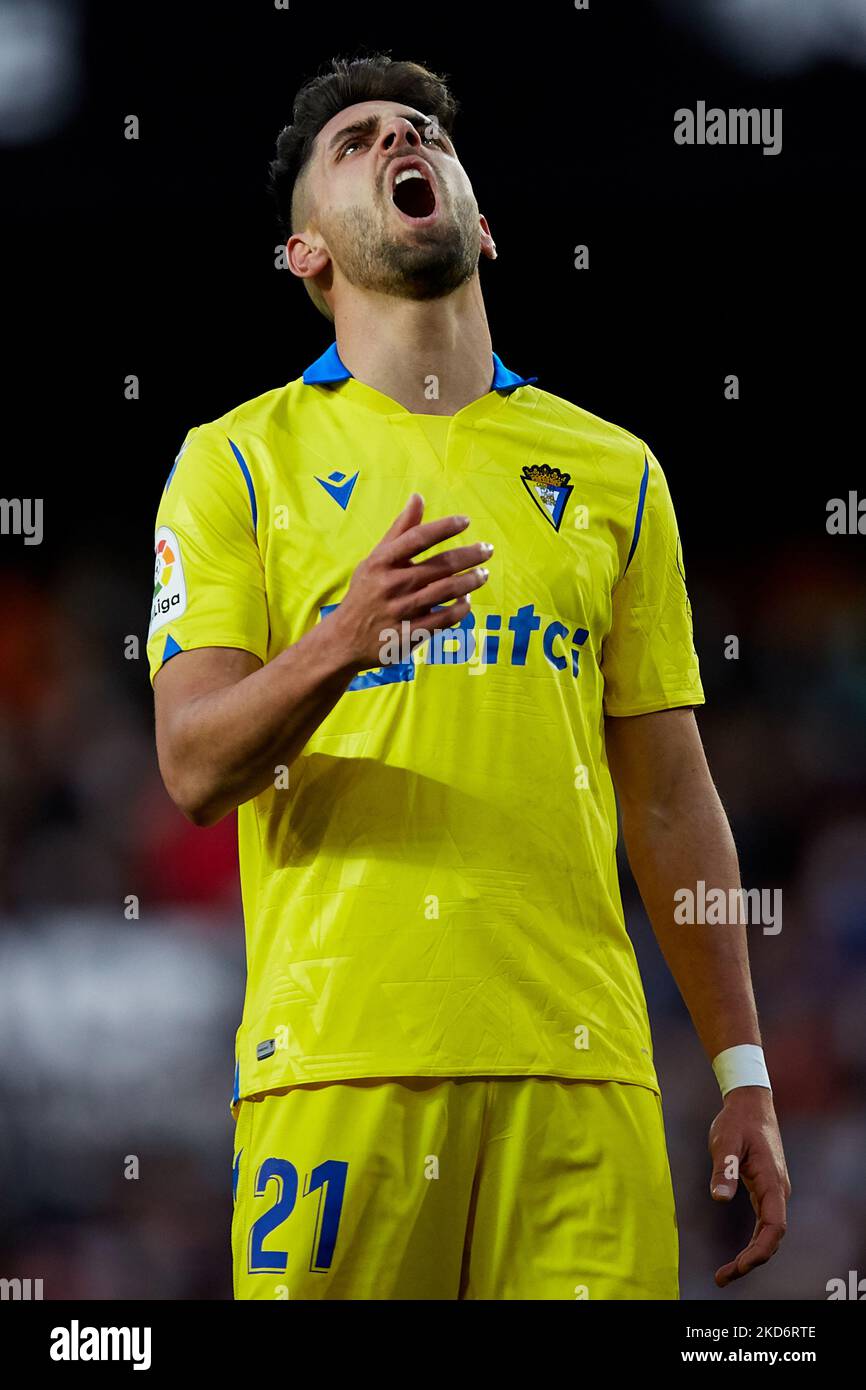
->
xmin=286 ymin=230 xmax=331 ymax=282
xmin=479 ymin=213 xmax=497 ymax=261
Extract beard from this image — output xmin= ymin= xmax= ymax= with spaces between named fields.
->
xmin=322 ymin=189 xmax=481 ymax=301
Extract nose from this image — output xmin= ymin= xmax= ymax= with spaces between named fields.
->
xmin=378 ymin=116 xmax=422 ymax=155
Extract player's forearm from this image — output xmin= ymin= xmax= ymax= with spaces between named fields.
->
xmin=160 ymin=619 xmax=361 ymax=826
xmin=620 ymin=782 xmax=761 ymax=1062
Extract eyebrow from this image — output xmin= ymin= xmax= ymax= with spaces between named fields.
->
xmin=327 ymin=111 xmax=447 ymax=154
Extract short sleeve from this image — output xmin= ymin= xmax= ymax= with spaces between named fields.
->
xmin=601 ymin=444 xmax=704 ymax=717
xmin=146 ymin=423 xmax=269 ymax=685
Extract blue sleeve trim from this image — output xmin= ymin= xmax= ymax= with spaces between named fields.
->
xmin=227 ymin=438 xmax=258 ymax=532
xmin=162 ymin=634 xmax=183 ymax=664
xmin=623 ymin=454 xmax=650 ymax=575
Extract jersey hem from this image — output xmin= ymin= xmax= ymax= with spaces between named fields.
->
xmin=230 ymin=1064 xmax=662 ymax=1116
xmin=604 ymin=691 xmax=705 ymax=718
xmin=149 ymin=635 xmax=267 ymax=687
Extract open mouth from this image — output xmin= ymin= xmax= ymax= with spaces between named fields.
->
xmin=392 ymin=167 xmax=437 ymax=220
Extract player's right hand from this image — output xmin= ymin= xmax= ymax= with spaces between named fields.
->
xmin=332 ymin=493 xmax=493 ymax=672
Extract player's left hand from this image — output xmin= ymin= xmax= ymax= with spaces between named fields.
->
xmin=707 ymin=1085 xmax=791 ymax=1288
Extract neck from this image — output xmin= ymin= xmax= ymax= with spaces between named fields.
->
xmin=332 ymin=275 xmax=494 ymax=415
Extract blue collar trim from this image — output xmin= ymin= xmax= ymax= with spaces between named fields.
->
xmin=302 ymin=341 xmax=537 ymax=394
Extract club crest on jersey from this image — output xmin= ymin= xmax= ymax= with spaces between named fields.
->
xmin=521 ymin=464 xmax=573 ymax=532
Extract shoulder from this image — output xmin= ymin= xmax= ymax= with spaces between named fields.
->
xmin=203 ymin=380 xmax=296 ymax=441
xmin=520 ymin=385 xmax=650 ymax=490
xmin=164 ymin=379 xmax=299 ymax=502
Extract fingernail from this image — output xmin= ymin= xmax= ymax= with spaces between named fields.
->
xmin=457 ymin=515 xmax=470 ymax=527
xmin=478 ymin=567 xmax=489 ymax=581
xmin=480 ymin=542 xmax=494 ymax=555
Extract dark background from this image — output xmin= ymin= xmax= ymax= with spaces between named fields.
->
xmin=1 ymin=0 xmax=864 ymax=1299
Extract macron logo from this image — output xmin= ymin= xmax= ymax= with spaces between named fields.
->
xmin=50 ymin=1320 xmax=152 ymax=1371
xmin=316 ymin=471 xmax=359 ymax=511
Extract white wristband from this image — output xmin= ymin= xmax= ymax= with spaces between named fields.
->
xmin=712 ymin=1044 xmax=772 ymax=1098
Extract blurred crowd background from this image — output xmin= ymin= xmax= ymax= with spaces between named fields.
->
xmin=1 ymin=0 xmax=864 ymax=1299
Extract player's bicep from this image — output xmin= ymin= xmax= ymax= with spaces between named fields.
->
xmin=154 ymin=644 xmax=263 ymax=713
xmin=604 ymin=706 xmax=707 ymax=813
xmin=154 ymin=646 xmax=262 ymax=799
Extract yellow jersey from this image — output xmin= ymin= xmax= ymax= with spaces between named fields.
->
xmin=146 ymin=344 xmax=704 ymax=1109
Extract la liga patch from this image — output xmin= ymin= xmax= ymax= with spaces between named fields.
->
xmin=149 ymin=525 xmax=187 ymax=636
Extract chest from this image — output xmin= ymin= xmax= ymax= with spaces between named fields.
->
xmin=256 ymin=413 xmax=627 ymax=648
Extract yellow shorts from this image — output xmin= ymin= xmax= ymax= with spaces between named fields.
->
xmin=231 ymin=1076 xmax=678 ymax=1300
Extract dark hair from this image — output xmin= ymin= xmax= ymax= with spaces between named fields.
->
xmin=268 ymin=53 xmax=460 ymax=239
